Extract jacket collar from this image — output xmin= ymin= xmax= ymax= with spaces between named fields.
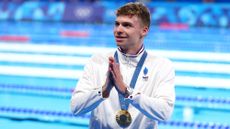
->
xmin=117 ymin=45 xmax=145 ymax=67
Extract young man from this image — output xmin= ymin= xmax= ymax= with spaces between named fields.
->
xmin=71 ymin=2 xmax=175 ymax=129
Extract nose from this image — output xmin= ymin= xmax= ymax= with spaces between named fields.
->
xmin=114 ymin=25 xmax=123 ymax=35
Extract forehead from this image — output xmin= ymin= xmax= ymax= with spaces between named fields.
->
xmin=115 ymin=15 xmax=141 ymax=25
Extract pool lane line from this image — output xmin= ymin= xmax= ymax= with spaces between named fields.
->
xmin=0 ymin=66 xmax=229 ymax=88
xmin=159 ymin=120 xmax=230 ymax=129
xmin=1 ymin=53 xmax=230 ymax=74
xmin=0 ymin=106 xmax=229 ymax=129
xmin=0 ymin=61 xmax=84 ymax=70
xmin=0 ymin=83 xmax=73 ymax=93
xmin=0 ymin=115 xmax=89 ymax=128
xmin=1 ymin=83 xmax=230 ymax=105
xmin=0 ymin=42 xmax=230 ymax=62
xmin=0 ymin=50 xmax=229 ymax=64
xmin=0 ymin=106 xmax=88 ymax=118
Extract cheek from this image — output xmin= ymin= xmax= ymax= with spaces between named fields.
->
xmin=113 ymin=29 xmax=116 ymax=35
xmin=130 ymin=31 xmax=141 ymax=39
xmin=128 ymin=34 xmax=139 ymax=43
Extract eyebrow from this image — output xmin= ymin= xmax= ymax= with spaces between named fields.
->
xmin=115 ymin=21 xmax=133 ymax=26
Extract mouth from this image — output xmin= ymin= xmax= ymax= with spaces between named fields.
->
xmin=115 ymin=36 xmax=127 ymax=42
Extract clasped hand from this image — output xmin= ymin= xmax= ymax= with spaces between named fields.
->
xmin=102 ymin=57 xmax=127 ymax=98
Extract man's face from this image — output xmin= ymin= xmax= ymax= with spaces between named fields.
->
xmin=113 ymin=15 xmax=148 ymax=49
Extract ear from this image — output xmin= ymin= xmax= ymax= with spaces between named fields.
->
xmin=141 ymin=26 xmax=149 ymax=37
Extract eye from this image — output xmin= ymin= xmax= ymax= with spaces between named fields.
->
xmin=122 ymin=22 xmax=132 ymax=28
xmin=115 ymin=21 xmax=119 ymax=27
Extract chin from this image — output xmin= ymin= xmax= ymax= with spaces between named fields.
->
xmin=117 ymin=45 xmax=127 ymax=50
xmin=116 ymin=42 xmax=123 ymax=47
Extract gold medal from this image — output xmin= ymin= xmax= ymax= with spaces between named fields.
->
xmin=116 ymin=110 xmax=132 ymax=128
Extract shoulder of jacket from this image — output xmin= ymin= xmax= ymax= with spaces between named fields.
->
xmin=90 ymin=51 xmax=115 ymax=64
xmin=147 ymin=52 xmax=173 ymax=65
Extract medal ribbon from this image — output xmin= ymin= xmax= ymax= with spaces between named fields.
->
xmin=114 ymin=50 xmax=147 ymax=110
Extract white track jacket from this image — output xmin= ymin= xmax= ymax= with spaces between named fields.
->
xmin=71 ymin=49 xmax=175 ymax=129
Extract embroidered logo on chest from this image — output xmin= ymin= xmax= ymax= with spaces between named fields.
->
xmin=142 ymin=67 xmax=148 ymax=81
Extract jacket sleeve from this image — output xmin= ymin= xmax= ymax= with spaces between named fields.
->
xmin=70 ymin=55 xmax=105 ymax=116
xmin=127 ymin=59 xmax=175 ymax=121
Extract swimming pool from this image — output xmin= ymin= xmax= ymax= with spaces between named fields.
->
xmin=0 ymin=22 xmax=230 ymax=129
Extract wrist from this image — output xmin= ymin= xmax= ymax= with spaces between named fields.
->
xmin=124 ymin=87 xmax=133 ymax=98
xmin=102 ymin=85 xmax=110 ymax=98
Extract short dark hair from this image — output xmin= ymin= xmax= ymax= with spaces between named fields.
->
xmin=116 ymin=2 xmax=151 ymax=28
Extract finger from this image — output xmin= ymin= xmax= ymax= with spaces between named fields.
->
xmin=109 ymin=67 xmax=116 ymax=78
xmin=111 ymin=62 xmax=120 ymax=73
xmin=109 ymin=57 xmax=114 ymax=62
xmin=108 ymin=57 xmax=114 ymax=73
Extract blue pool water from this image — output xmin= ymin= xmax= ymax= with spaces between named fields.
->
xmin=0 ymin=21 xmax=230 ymax=129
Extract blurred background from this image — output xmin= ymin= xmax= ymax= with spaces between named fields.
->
xmin=0 ymin=0 xmax=230 ymax=129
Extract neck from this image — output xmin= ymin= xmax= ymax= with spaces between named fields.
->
xmin=119 ymin=44 xmax=144 ymax=56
